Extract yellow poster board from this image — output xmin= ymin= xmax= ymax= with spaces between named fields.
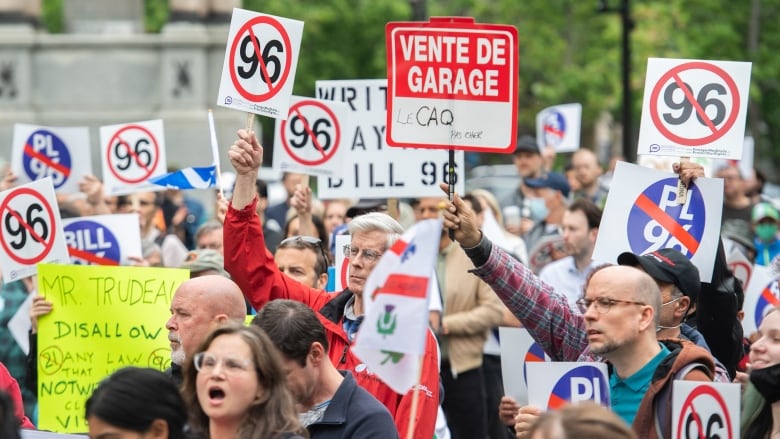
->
xmin=36 ymin=264 xmax=188 ymax=433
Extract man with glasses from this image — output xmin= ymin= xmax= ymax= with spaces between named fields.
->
xmin=437 ymin=184 xmax=717 ymax=438
xmin=223 ymin=129 xmax=439 ymax=439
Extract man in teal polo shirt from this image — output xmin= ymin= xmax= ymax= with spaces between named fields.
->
xmin=574 ymin=265 xmax=714 ymax=437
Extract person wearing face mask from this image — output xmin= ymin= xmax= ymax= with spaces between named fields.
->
xmin=741 ymin=307 xmax=780 ymax=438
xmin=752 ymin=202 xmax=780 ymax=266
xmin=520 ymin=172 xmax=571 ymax=263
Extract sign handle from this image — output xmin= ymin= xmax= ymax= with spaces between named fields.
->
xmin=448 ymin=149 xmax=455 ymax=240
xmin=246 ymin=112 xmax=255 ymax=133
xmin=676 ymin=156 xmax=690 ymax=205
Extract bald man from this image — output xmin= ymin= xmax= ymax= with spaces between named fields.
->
xmin=164 ymin=275 xmax=247 ymax=385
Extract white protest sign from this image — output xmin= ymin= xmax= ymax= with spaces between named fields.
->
xmin=62 ymin=214 xmax=142 ymax=266
xmin=11 ymin=124 xmax=92 ymax=194
xmin=526 ymin=362 xmax=610 ymax=410
xmin=499 ymin=327 xmax=551 ymax=405
xmin=0 ymin=177 xmax=69 ymax=280
xmin=593 ymin=161 xmax=723 ymax=281
xmin=217 ymin=8 xmax=303 ymax=120
xmin=385 ymin=19 xmax=519 ymax=152
xmin=672 ymin=381 xmax=740 ymax=439
xmin=638 ymin=58 xmax=751 ymax=160
xmin=741 ymin=264 xmax=777 ymax=335
xmin=99 ymin=119 xmax=168 ymax=196
xmin=315 ymin=79 xmax=465 ymax=199
xmin=272 ymin=96 xmax=351 ymax=176
xmin=535 ymin=103 xmax=582 ymax=152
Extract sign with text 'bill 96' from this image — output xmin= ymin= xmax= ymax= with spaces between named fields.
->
xmin=385 ymin=18 xmax=518 ymax=153
xmin=11 ymin=124 xmax=92 ymax=194
xmin=315 ymin=79 xmax=465 ymax=199
xmin=62 ymin=214 xmax=142 ymax=266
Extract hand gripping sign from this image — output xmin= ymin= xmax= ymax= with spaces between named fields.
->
xmin=0 ymin=177 xmax=69 ymax=281
xmin=63 ymin=214 xmax=142 ymax=266
xmin=315 ymin=79 xmax=465 ymax=199
xmin=100 ymin=119 xmax=167 ymax=196
xmin=527 ymin=362 xmax=610 ymax=410
xmin=593 ymin=161 xmax=723 ymax=282
xmin=386 ymin=17 xmax=519 ymax=152
xmin=638 ymin=58 xmax=752 ymax=160
xmin=217 ymin=8 xmax=303 ymax=120
xmin=11 ymin=124 xmax=92 ymax=194
xmin=672 ymin=381 xmax=740 ymax=439
xmin=272 ymin=96 xmax=350 ymax=176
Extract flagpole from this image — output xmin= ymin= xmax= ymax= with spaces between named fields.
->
xmin=405 ymin=355 xmax=425 ymax=439
xmin=208 ymin=109 xmax=224 ymax=198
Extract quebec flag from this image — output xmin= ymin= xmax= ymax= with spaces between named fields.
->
xmin=148 ymin=165 xmax=217 ymax=190
xmin=352 ymin=218 xmax=442 ymax=394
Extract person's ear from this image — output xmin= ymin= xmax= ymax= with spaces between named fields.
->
xmin=147 ymin=418 xmax=169 ymax=439
xmin=675 ymin=296 xmax=691 ymax=318
xmin=309 ymin=342 xmax=326 ymax=366
xmin=316 ymin=272 xmax=328 ymax=290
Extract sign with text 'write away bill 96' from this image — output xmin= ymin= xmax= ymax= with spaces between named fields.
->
xmin=386 ymin=18 xmax=518 ymax=152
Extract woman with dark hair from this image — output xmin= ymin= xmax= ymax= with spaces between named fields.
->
xmin=181 ymin=324 xmax=306 ymax=439
xmin=85 ymin=367 xmax=187 ymax=439
xmin=741 ymin=307 xmax=780 ymax=438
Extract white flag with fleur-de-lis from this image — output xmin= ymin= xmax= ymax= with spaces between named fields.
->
xmin=351 ymin=218 xmax=442 ymax=394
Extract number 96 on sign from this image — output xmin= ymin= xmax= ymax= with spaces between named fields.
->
xmin=325 ymin=160 xmax=459 ymax=190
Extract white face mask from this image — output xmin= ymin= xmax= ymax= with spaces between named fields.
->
xmin=526 ymin=197 xmax=549 ymax=222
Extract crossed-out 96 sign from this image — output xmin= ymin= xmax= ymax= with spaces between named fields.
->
xmin=230 ymin=15 xmax=292 ymax=101
xmin=281 ymin=100 xmax=340 ymax=166
xmin=0 ymin=187 xmax=56 ymax=265
xmin=106 ymin=125 xmax=159 ymax=184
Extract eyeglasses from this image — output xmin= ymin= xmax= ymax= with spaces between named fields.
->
xmin=661 ymin=296 xmax=684 ymax=307
xmin=576 ymin=297 xmax=647 ymax=314
xmin=280 ymin=235 xmax=330 ymax=269
xmin=342 ymin=244 xmax=384 ymax=263
xmin=193 ymin=352 xmax=252 ymax=375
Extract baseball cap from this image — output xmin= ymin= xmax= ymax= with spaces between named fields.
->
xmin=523 ymin=172 xmax=571 ymax=198
xmin=752 ymin=202 xmax=780 ymax=223
xmin=346 ymin=199 xmax=387 ymax=219
xmin=514 ymin=134 xmax=540 ymax=155
xmin=617 ymin=248 xmax=700 ymax=302
xmin=180 ymin=249 xmax=230 ymax=278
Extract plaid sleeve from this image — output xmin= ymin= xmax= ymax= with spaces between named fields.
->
xmin=470 ymin=242 xmax=588 ymax=361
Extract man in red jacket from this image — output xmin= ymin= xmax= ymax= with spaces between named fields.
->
xmin=224 ymin=129 xmax=439 ymax=439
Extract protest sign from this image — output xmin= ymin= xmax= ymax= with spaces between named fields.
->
xmin=36 ymin=264 xmax=188 ymax=433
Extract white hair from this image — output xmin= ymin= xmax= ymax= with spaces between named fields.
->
xmin=348 ymin=212 xmax=404 ymax=249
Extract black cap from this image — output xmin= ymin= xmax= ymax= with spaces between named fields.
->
xmin=617 ymin=248 xmax=700 ymax=302
xmin=515 ymin=135 xmax=540 ymax=155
